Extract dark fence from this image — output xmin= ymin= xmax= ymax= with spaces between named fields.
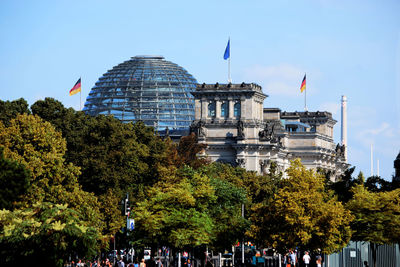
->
xmin=328 ymin=241 xmax=400 ymax=267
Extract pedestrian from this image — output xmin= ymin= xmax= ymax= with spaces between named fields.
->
xmin=289 ymin=250 xmax=297 ymax=267
xmin=283 ymin=252 xmax=291 ymax=267
xmin=303 ymin=251 xmax=311 ymax=267
xmin=316 ymin=255 xmax=322 ymax=267
xmin=363 ymin=261 xmax=369 ymax=267
xmin=156 ymin=258 xmax=163 ymax=267
xmin=118 ymin=257 xmax=126 ymax=267
xmin=140 ymin=258 xmax=146 ymax=267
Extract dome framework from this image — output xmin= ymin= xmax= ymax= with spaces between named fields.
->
xmin=83 ymin=56 xmax=197 ymax=134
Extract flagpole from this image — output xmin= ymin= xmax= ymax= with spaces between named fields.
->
xmin=228 ymin=37 xmax=231 ymax=83
xmin=228 ymin=55 xmax=231 ymax=83
xmin=304 ymin=86 xmax=307 ymax=111
xmin=80 ymin=77 xmax=82 ymax=111
xmin=304 ymin=73 xmax=307 ymax=111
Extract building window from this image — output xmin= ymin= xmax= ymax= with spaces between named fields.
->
xmin=208 ymin=101 xmax=216 ymax=118
xmin=234 ymin=102 xmax=241 ymax=117
xmin=221 ymin=102 xmax=228 ymax=118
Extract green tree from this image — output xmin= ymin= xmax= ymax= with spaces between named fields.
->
xmin=198 ymin=163 xmax=249 ymax=251
xmin=260 ymin=159 xmax=353 ymax=253
xmin=31 ymin=97 xmax=74 ymax=131
xmin=330 ymin=167 xmax=364 ymax=203
xmin=0 ymin=114 xmax=104 ymax=262
xmin=31 ymin=98 xmax=172 ymax=237
xmin=347 ymin=185 xmax=400 ymax=267
xmin=245 ymin=162 xmax=283 ymax=246
xmin=176 ymin=133 xmax=209 ymax=168
xmin=132 ymin=165 xmax=215 ymax=251
xmin=0 ymin=98 xmax=30 ymax=126
xmin=0 ymin=202 xmax=101 ymax=267
xmin=364 ymin=175 xmax=392 ymax=192
xmin=0 ymin=147 xmax=30 ymax=210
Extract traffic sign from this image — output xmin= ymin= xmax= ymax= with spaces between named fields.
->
xmin=127 ymin=218 xmax=135 ymax=231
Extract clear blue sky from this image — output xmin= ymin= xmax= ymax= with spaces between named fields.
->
xmin=1 ymin=0 xmax=399 ymax=180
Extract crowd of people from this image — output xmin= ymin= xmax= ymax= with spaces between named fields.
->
xmin=65 ymin=256 xmax=165 ymax=267
xmin=283 ymin=250 xmax=322 ymax=267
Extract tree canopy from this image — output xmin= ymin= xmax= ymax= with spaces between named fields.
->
xmin=256 ymin=159 xmax=353 ymax=254
xmin=3 ymin=96 xmax=400 ymax=264
xmin=0 ymin=114 xmax=104 ymax=264
xmin=0 ymin=147 xmax=30 ymax=210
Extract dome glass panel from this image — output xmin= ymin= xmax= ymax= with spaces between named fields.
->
xmin=83 ymin=56 xmax=197 ymax=135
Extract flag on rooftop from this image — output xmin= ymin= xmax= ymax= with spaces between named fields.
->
xmin=300 ymin=74 xmax=306 ymax=93
xmin=69 ymin=78 xmax=81 ymax=96
xmin=224 ymin=39 xmax=230 ymax=60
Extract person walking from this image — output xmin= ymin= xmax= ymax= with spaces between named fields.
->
xmin=156 ymin=258 xmax=163 ymax=267
xmin=316 ymin=255 xmax=322 ymax=267
xmin=289 ymin=250 xmax=297 ymax=267
xmin=118 ymin=257 xmax=126 ymax=267
xmin=140 ymin=258 xmax=146 ymax=267
xmin=303 ymin=251 xmax=311 ymax=267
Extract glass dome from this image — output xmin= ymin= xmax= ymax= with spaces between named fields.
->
xmin=83 ymin=56 xmax=197 ymax=135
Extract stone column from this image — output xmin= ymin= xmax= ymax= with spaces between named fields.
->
xmin=240 ymin=97 xmax=246 ymax=120
xmin=201 ymin=98 xmax=207 ymax=120
xmin=260 ymin=103 xmax=263 ymax=121
xmin=195 ymin=99 xmax=201 ymax=120
xmin=228 ymin=99 xmax=234 ymax=119
xmin=215 ymin=98 xmax=221 ymax=119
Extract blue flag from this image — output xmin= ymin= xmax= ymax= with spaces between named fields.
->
xmin=224 ymin=39 xmax=230 ymax=60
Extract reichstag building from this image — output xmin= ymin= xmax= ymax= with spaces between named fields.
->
xmin=84 ymin=56 xmax=348 ymax=179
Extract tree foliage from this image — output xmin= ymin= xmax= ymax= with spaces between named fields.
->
xmin=0 ymin=98 xmax=30 ymax=127
xmin=132 ymin=166 xmax=216 ymax=250
xmin=347 ymin=185 xmax=400 ymax=267
xmin=0 ymin=202 xmax=101 ymax=267
xmin=31 ymin=98 xmax=174 ymax=236
xmin=364 ymin=175 xmax=392 ymax=192
xmin=246 ymin=162 xmax=283 ymax=246
xmin=175 ymin=133 xmax=209 ymax=168
xmin=347 ymin=185 xmax=400 ymax=244
xmin=0 ymin=147 xmax=30 ymax=210
xmin=329 ymin=167 xmax=364 ymax=203
xmin=258 ymin=159 xmax=353 ymax=254
xmin=0 ymin=114 xmax=104 ymax=262
xmin=198 ymin=163 xmax=249 ymax=251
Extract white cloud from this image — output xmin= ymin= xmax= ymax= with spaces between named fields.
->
xmin=356 ymin=122 xmax=400 ymax=148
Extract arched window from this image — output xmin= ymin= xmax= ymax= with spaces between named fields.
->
xmin=234 ymin=102 xmax=241 ymax=117
xmin=221 ymin=102 xmax=228 ymax=118
xmin=208 ymin=102 xmax=216 ymax=118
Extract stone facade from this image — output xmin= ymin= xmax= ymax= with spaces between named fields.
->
xmin=190 ymin=82 xmax=349 ymax=180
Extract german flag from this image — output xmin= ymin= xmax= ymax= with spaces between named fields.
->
xmin=69 ymin=78 xmax=81 ymax=96
xmin=300 ymin=74 xmax=306 ymax=93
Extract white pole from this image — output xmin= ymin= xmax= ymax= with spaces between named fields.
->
xmin=341 ymin=96 xmax=348 ymax=161
xmin=80 ymin=77 xmax=82 ymax=111
xmin=228 ymin=38 xmax=231 ymax=83
xmin=304 ymin=85 xmax=307 ymax=111
xmin=228 ymin=56 xmax=231 ymax=83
